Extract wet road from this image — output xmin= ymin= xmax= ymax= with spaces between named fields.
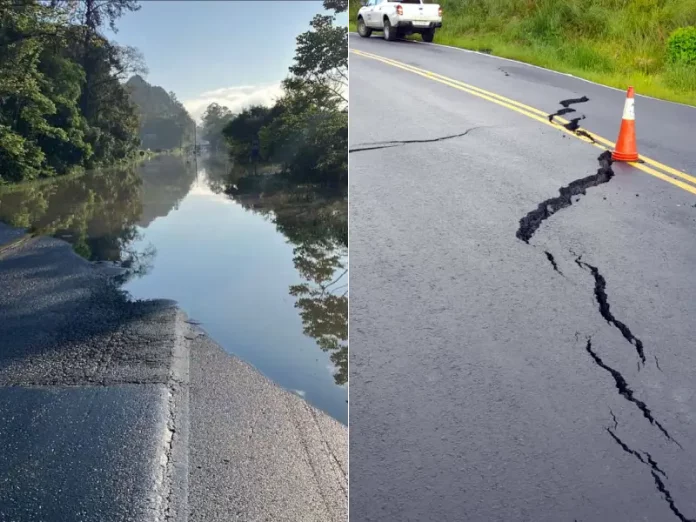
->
xmin=349 ymin=34 xmax=696 ymax=522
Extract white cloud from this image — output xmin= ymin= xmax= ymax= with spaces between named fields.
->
xmin=183 ymin=83 xmax=284 ymax=122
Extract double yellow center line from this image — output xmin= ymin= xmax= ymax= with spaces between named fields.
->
xmin=351 ymin=48 xmax=696 ymax=197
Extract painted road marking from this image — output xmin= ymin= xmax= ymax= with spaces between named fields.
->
xmin=351 ymin=48 xmax=696 ymax=197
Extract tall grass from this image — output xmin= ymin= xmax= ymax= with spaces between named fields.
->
xmin=349 ymin=0 xmax=696 ymax=105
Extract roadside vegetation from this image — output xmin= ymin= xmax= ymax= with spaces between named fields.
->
xmin=201 ymin=0 xmax=347 ymax=190
xmin=199 ymin=0 xmax=348 ymax=385
xmin=0 ymin=0 xmax=194 ymax=185
xmin=349 ymin=0 xmax=696 ymax=106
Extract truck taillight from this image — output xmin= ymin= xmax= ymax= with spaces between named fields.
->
xmin=438 ymin=7 xmax=443 ymax=16
xmin=396 ymin=5 xmax=403 ymax=15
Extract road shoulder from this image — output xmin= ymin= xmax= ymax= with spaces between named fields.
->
xmin=188 ymin=327 xmax=348 ymax=522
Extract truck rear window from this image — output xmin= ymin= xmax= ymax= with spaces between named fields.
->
xmin=394 ymin=0 xmax=421 ymax=4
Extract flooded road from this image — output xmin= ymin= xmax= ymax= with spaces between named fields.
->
xmin=0 ymin=155 xmax=347 ymax=423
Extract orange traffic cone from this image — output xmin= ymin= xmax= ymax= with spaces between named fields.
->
xmin=612 ymin=87 xmax=639 ymax=162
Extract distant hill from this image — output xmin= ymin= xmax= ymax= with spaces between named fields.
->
xmin=126 ymin=75 xmax=195 ymax=150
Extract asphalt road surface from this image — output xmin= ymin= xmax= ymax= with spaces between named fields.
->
xmin=349 ymin=33 xmax=696 ymax=522
xmin=0 ymin=224 xmax=347 ymax=521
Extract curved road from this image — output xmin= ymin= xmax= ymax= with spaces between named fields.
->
xmin=349 ymin=33 xmax=696 ymax=522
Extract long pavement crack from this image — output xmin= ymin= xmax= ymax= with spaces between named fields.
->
xmin=349 ymin=127 xmax=483 ymax=153
xmin=576 ymin=260 xmax=646 ymax=366
xmin=606 ymin=429 xmax=694 ymax=522
xmin=516 ymin=151 xmax=614 ymax=243
xmin=585 ymin=337 xmax=680 ymax=448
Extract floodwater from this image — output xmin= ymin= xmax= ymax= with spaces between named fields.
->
xmin=0 ymin=155 xmax=348 ymax=423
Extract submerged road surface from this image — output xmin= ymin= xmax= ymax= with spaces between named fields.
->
xmin=349 ymin=34 xmax=696 ymax=522
xmin=0 ymin=223 xmax=347 ymax=521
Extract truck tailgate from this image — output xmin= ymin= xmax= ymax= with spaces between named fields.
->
xmin=401 ymin=4 xmax=440 ymax=22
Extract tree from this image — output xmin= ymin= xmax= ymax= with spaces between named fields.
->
xmin=0 ymin=0 xmax=145 ymax=183
xmin=323 ymin=0 xmax=347 ymax=13
xmin=125 ymin=76 xmax=194 ymax=150
xmin=0 ymin=0 xmax=88 ymax=181
xmin=289 ymin=13 xmax=347 ymax=105
xmin=202 ymin=102 xmax=233 ymax=152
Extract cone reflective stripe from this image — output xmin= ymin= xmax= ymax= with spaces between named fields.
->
xmin=612 ymin=87 xmax=639 ymax=162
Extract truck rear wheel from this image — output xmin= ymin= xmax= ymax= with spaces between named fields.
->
xmin=357 ymin=17 xmax=372 ymax=37
xmin=421 ymin=28 xmax=435 ymax=43
xmin=383 ymin=18 xmax=397 ymax=41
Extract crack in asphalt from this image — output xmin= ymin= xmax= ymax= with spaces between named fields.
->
xmin=563 ymin=116 xmax=586 ymax=132
xmin=606 ymin=429 xmax=694 ymax=522
xmin=348 ymin=144 xmax=402 ymax=153
xmin=606 ymin=426 xmax=651 ymax=467
xmin=560 ymin=96 xmax=590 ymax=108
xmin=584 ymin=337 xmax=680 ymax=447
xmin=349 ymin=127 xmax=483 ymax=153
xmin=516 ymin=151 xmax=614 ymax=243
xmin=652 ymin=470 xmax=696 ymax=522
xmin=548 ymin=97 xmax=598 ymax=142
xmin=655 ymin=355 xmax=663 ymax=371
xmin=577 ymin=260 xmax=646 ymax=366
xmin=548 ymin=107 xmax=577 ymax=122
xmin=575 ymin=129 xmax=596 ymax=143
xmin=544 ymin=251 xmax=563 ymax=275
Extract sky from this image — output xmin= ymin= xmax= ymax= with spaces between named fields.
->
xmin=107 ymin=1 xmax=347 ymax=121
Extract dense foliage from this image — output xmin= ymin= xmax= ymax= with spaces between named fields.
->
xmin=126 ymin=75 xmax=195 ymax=151
xmin=0 ymin=0 xmax=147 ymax=184
xmin=202 ymin=0 xmax=347 ymax=188
xmin=667 ymin=26 xmax=696 ymax=66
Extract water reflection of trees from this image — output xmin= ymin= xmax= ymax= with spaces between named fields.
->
xmin=219 ymin=168 xmax=348 ymax=386
xmin=0 ymin=157 xmax=195 ymax=283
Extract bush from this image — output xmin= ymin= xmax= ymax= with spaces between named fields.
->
xmin=667 ymin=26 xmax=696 ymax=65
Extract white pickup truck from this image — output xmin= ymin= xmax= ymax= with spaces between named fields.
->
xmin=357 ymin=0 xmax=442 ymax=42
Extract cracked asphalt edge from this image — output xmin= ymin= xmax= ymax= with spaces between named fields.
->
xmin=157 ymin=309 xmax=191 ymax=522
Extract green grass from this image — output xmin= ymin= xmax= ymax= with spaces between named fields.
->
xmin=349 ymin=0 xmax=696 ymax=106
